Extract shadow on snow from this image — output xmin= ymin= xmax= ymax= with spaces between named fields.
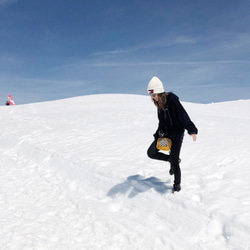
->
xmin=107 ymin=174 xmax=172 ymax=198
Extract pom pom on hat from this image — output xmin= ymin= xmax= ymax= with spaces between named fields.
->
xmin=147 ymin=76 xmax=165 ymax=94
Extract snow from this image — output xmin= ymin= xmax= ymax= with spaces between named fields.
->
xmin=1 ymin=94 xmax=250 ymax=250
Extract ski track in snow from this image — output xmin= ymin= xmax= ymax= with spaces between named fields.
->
xmin=1 ymin=94 xmax=250 ymax=250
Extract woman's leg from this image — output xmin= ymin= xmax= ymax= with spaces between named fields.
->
xmin=169 ymin=137 xmax=183 ymax=186
xmin=147 ymin=140 xmax=170 ymax=161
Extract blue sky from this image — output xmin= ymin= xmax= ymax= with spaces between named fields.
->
xmin=1 ymin=0 xmax=250 ymax=104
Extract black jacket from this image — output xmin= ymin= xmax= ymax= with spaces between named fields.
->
xmin=154 ymin=93 xmax=198 ymax=139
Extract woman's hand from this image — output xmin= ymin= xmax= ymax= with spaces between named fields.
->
xmin=190 ymin=134 xmax=197 ymax=141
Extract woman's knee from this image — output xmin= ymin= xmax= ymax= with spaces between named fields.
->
xmin=147 ymin=141 xmax=157 ymax=158
xmin=147 ymin=148 xmax=155 ymax=158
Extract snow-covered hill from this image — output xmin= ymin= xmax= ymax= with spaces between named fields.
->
xmin=1 ymin=94 xmax=250 ymax=250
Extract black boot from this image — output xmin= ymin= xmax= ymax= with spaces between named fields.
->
xmin=172 ymin=184 xmax=181 ymax=192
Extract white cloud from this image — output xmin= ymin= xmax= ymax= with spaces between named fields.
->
xmin=223 ymin=33 xmax=250 ymax=50
xmin=92 ymin=35 xmax=199 ymax=57
xmin=102 ymin=6 xmax=127 ymax=21
xmin=0 ymin=53 xmax=22 ymax=63
xmin=92 ymin=49 xmax=134 ymax=56
xmin=0 ymin=0 xmax=18 ymax=7
xmin=175 ymin=36 xmax=198 ymax=44
xmin=81 ymin=60 xmax=250 ymax=68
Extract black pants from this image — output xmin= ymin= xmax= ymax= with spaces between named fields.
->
xmin=147 ymin=136 xmax=183 ymax=185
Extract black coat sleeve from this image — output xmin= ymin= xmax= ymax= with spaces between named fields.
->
xmin=174 ymin=98 xmax=198 ymax=135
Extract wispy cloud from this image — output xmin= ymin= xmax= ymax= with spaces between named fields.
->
xmin=0 ymin=77 xmax=90 ymax=88
xmin=81 ymin=60 xmax=250 ymax=68
xmin=0 ymin=0 xmax=18 ymax=8
xmin=0 ymin=53 xmax=23 ymax=64
xmin=92 ymin=30 xmax=250 ymax=62
xmin=223 ymin=33 xmax=250 ymax=50
xmin=175 ymin=36 xmax=198 ymax=44
xmin=173 ymin=82 xmax=237 ymax=89
xmin=102 ymin=6 xmax=127 ymax=21
xmin=92 ymin=35 xmax=199 ymax=57
xmin=0 ymin=75 xmax=92 ymax=103
xmin=92 ymin=48 xmax=135 ymax=56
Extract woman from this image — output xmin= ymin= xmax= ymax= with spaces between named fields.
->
xmin=147 ymin=76 xmax=198 ymax=192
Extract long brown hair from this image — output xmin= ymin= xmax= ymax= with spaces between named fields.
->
xmin=152 ymin=92 xmax=168 ymax=110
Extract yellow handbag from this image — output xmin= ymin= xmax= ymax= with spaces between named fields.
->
xmin=156 ymin=138 xmax=172 ymax=151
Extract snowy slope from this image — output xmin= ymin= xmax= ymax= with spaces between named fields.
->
xmin=1 ymin=94 xmax=250 ymax=250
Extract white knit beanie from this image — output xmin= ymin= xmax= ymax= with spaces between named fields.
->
xmin=147 ymin=76 xmax=165 ymax=94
